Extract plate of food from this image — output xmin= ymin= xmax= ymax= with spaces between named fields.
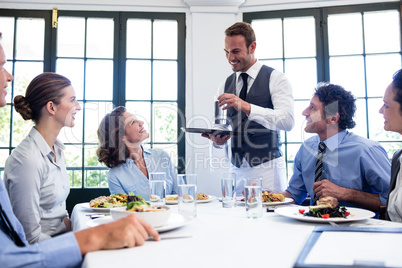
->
xmin=274 ymin=197 xmax=376 ymax=223
xmin=166 ymin=193 xmax=217 ymax=205
xmin=82 ymin=193 xmax=144 ymax=212
xmin=87 ymin=213 xmax=193 ymax=233
xmin=237 ymin=192 xmax=294 ymax=206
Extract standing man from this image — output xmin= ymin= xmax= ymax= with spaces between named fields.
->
xmin=283 ymin=83 xmax=390 ymax=211
xmin=203 ymin=22 xmax=294 ymax=195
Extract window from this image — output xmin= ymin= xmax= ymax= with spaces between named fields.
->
xmin=244 ymin=2 xmax=401 ymax=180
xmin=0 ymin=10 xmax=186 ymax=189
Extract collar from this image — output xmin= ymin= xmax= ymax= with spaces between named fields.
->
xmin=29 ymin=127 xmax=65 ymax=158
xmin=236 ymin=60 xmax=262 ymax=82
xmin=142 ymin=146 xmax=151 ymax=156
xmin=322 ymin=130 xmax=347 ymax=152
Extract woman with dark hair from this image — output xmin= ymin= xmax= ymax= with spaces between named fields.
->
xmin=97 ymin=106 xmax=177 ymax=199
xmin=380 ymin=69 xmax=402 ymax=222
xmin=4 ymin=72 xmax=81 ymax=244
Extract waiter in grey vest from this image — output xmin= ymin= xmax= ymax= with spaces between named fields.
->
xmin=203 ymin=22 xmax=294 ymax=195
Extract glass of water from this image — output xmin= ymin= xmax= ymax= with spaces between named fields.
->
xmin=244 ymin=177 xmax=262 ymax=219
xmin=149 ymin=172 xmax=166 ymax=206
xmin=177 ymin=174 xmax=197 ymax=219
xmin=221 ymin=172 xmax=236 ymax=208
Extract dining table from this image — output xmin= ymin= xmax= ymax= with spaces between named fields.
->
xmin=71 ymin=198 xmax=402 ymax=268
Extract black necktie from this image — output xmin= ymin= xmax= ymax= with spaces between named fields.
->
xmin=313 ymin=142 xmax=326 ymax=204
xmin=239 ymin=73 xmax=248 ymax=100
xmin=0 ymin=203 xmax=25 ymax=247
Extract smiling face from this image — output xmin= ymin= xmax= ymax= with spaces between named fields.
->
xmin=54 ymin=85 xmax=81 ymax=128
xmin=122 ymin=112 xmax=149 ymax=147
xmin=224 ymin=35 xmax=256 ymax=73
xmin=379 ymin=83 xmax=402 ymax=134
xmin=302 ymin=95 xmax=328 ymax=138
xmin=0 ymin=45 xmax=13 ymax=107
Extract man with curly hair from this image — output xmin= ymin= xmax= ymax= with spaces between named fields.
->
xmin=283 ymin=83 xmax=390 ymax=212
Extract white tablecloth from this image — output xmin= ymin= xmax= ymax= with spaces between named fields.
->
xmin=71 ymin=201 xmax=402 ymax=268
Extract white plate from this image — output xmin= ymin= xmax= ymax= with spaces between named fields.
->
xmin=79 ymin=202 xmax=125 ymax=213
xmin=275 ymin=206 xmax=376 ymax=223
xmin=166 ymin=195 xmax=217 ymax=205
xmin=236 ymin=197 xmax=294 ymax=207
xmin=87 ymin=213 xmax=193 ymax=233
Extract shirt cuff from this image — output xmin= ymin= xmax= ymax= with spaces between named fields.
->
xmin=40 ymin=232 xmax=82 ymax=267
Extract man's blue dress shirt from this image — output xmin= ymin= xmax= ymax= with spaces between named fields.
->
xmin=107 ymin=147 xmax=178 ymax=199
xmin=0 ymin=179 xmax=82 ymax=267
xmin=286 ymin=130 xmax=391 ymax=207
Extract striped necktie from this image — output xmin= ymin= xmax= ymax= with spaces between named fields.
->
xmin=313 ymin=142 xmax=326 ymax=204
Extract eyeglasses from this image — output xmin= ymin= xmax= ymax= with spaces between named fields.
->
xmin=0 ymin=203 xmax=25 ymax=247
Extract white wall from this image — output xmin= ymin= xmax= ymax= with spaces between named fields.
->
xmin=0 ymin=0 xmax=398 ymax=196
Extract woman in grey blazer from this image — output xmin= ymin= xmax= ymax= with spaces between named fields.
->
xmin=380 ymin=68 xmax=402 ymax=222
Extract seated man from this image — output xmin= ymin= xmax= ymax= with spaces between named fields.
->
xmin=283 ymin=82 xmax=390 ymax=212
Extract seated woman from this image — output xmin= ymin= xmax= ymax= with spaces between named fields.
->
xmin=4 ymin=72 xmax=81 ymax=244
xmin=380 ymin=68 xmax=402 ymax=222
xmin=97 ymin=106 xmax=177 ymax=199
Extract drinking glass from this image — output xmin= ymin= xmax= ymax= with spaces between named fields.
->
xmin=244 ymin=178 xmax=262 ymax=219
xmin=221 ymin=172 xmax=236 ymax=208
xmin=177 ymin=174 xmax=197 ymax=219
xmin=149 ymin=172 xmax=166 ymax=206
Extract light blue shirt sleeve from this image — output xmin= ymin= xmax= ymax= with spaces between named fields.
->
xmin=0 ymin=180 xmax=82 ymax=268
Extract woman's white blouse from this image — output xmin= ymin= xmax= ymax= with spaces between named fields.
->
xmin=388 ymin=155 xmax=402 ymax=222
xmin=4 ymin=127 xmax=70 ymax=244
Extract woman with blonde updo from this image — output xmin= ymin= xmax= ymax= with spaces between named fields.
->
xmin=4 ymin=72 xmax=81 ymax=244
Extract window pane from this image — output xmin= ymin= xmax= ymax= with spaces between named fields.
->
xmin=284 ymin=58 xmax=316 ymax=100
xmin=367 ymin=98 xmax=393 ymax=141
xmin=252 ymin=19 xmax=283 ymax=59
xmin=330 ymin=56 xmax=365 ymax=97
xmin=0 ymin=149 xmax=9 ymax=169
xmin=56 ymin=59 xmax=85 ymax=100
xmin=127 ymin=19 xmax=151 ymax=59
xmin=153 ymin=102 xmax=177 ymax=143
xmin=15 ymin=18 xmax=44 ymax=60
xmin=57 ymin=17 xmax=85 ymax=58
xmin=69 ymin=169 xmax=83 ymax=188
xmin=0 ymin=17 xmax=15 ymax=58
xmin=65 ymin=144 xmax=82 ymax=167
xmin=380 ymin=142 xmax=402 ymax=160
xmin=86 ymin=18 xmax=114 ymax=59
xmin=126 ymin=60 xmax=151 ymax=100
xmin=328 ymin=13 xmax=363 ymax=55
xmin=12 ymin=111 xmax=34 ymax=147
xmin=366 ymin=54 xmax=401 ymax=97
xmin=364 ymin=10 xmax=400 ymax=54
xmin=85 ymin=146 xmax=108 ymax=187
xmin=84 ymin=102 xmax=113 ymax=143
xmin=153 ymin=60 xmax=177 ymax=101
xmin=284 ymin=17 xmax=316 ymax=58
xmin=58 ymin=101 xmax=83 ymax=144
xmin=14 ymin=61 xmax=43 ymax=96
xmin=0 ymin=106 xmax=11 ymax=146
xmin=153 ymin=143 xmax=178 ymax=168
xmin=259 ymin=59 xmax=283 ymax=72
xmin=85 ymin=60 xmax=113 ymax=100
xmin=354 ymin=99 xmax=368 ymax=138
xmin=153 ymin=20 xmax=177 ymax=60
